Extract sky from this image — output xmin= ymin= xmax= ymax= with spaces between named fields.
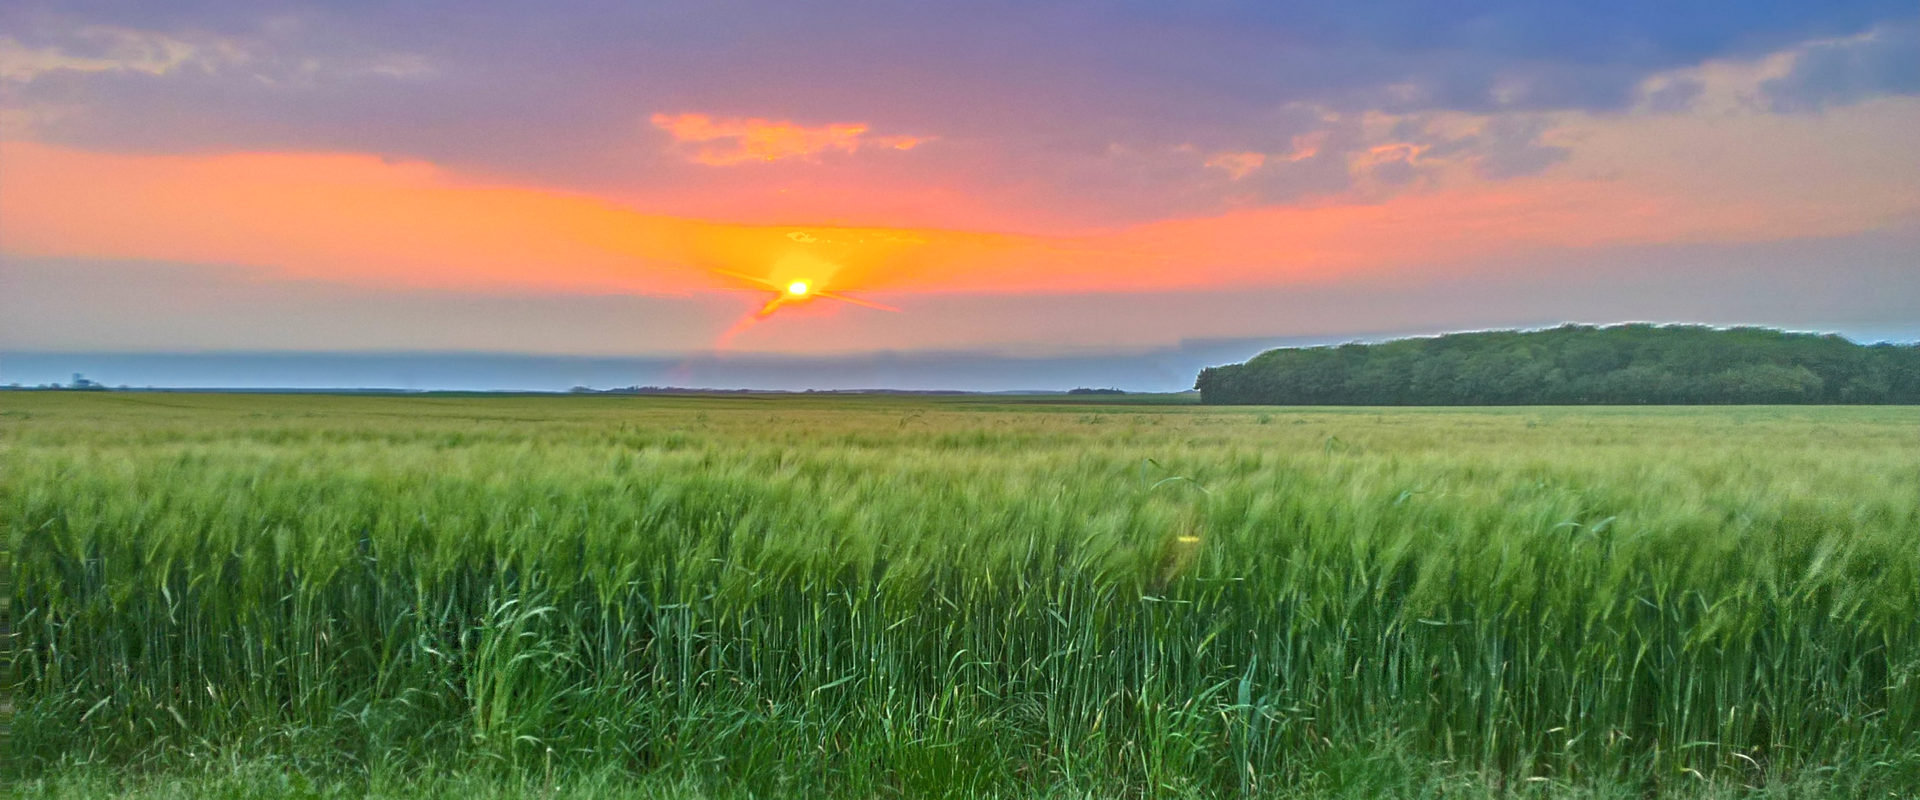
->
xmin=2 ymin=1 xmax=1917 ymax=390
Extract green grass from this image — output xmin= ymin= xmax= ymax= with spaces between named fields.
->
xmin=6 ymin=393 xmax=1918 ymax=797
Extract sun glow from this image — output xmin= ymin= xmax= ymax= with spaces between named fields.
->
xmin=705 ymin=264 xmax=902 ymax=350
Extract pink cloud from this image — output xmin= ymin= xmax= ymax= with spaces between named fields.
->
xmin=650 ymin=112 xmax=932 ymax=166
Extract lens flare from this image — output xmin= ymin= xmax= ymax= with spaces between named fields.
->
xmin=708 ymin=266 xmax=901 ymax=350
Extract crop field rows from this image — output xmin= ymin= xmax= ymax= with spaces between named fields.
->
xmin=6 ymin=393 xmax=1919 ymax=797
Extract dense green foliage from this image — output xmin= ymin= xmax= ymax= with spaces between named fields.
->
xmin=1196 ymin=325 xmax=1920 ymax=405
xmin=7 ymin=394 xmax=1919 ymax=797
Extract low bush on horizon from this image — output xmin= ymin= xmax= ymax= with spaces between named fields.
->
xmin=1197 ymin=324 xmax=1920 ymax=405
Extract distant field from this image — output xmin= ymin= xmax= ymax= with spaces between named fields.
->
xmin=7 ymin=393 xmax=1919 ymax=798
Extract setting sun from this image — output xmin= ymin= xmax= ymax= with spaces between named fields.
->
xmin=786 ymin=280 xmax=812 ymax=297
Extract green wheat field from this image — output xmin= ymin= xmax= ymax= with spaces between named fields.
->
xmin=6 ymin=393 xmax=1918 ymax=798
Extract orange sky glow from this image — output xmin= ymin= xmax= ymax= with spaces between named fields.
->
xmin=4 ymin=97 xmax=1910 ymax=322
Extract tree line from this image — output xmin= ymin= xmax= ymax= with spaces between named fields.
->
xmin=1196 ymin=324 xmax=1920 ymax=405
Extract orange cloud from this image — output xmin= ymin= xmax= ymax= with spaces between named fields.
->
xmin=650 ymin=112 xmax=931 ymax=165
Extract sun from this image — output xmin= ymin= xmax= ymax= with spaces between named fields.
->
xmin=707 ymin=267 xmax=899 ymax=340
